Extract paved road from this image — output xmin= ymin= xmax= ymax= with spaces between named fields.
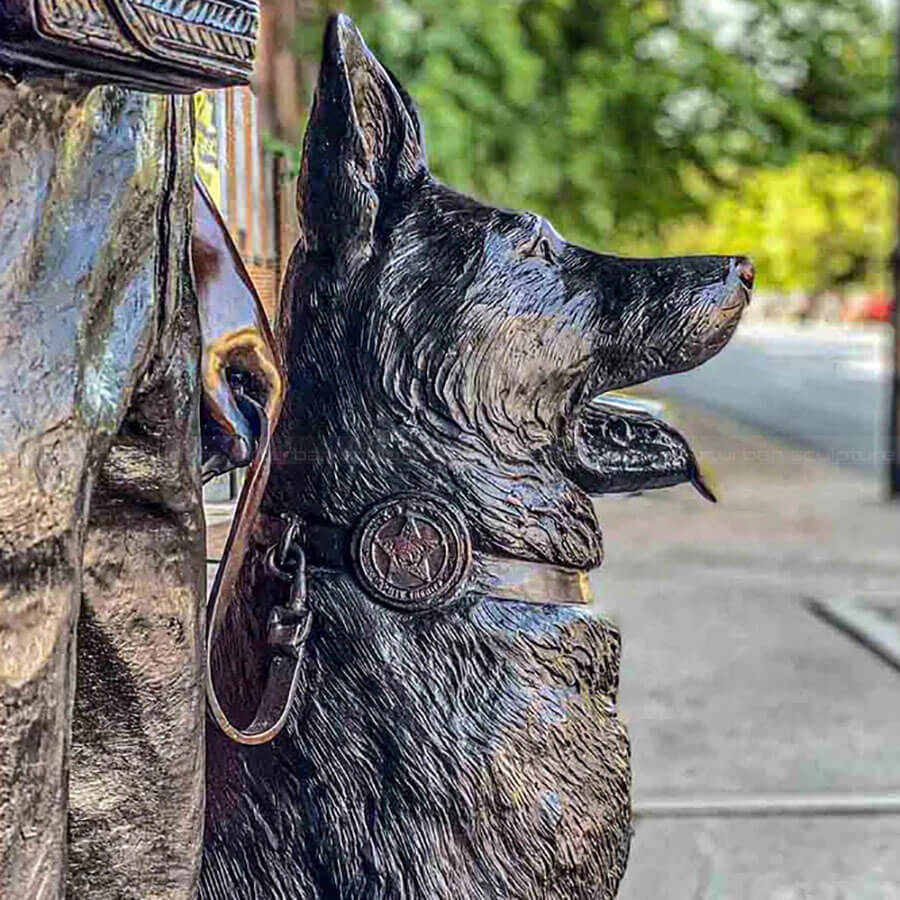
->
xmin=592 ymin=400 xmax=900 ymax=900
xmin=652 ymin=322 xmax=893 ymax=472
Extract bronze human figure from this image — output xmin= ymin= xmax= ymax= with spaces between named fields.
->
xmin=203 ymin=15 xmax=752 ymax=899
xmin=0 ymin=3 xmax=280 ymax=897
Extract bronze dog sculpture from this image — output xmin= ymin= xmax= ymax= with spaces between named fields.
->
xmin=203 ymin=15 xmax=752 ymax=899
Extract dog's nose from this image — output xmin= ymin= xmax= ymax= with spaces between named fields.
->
xmin=735 ymin=257 xmax=755 ymax=290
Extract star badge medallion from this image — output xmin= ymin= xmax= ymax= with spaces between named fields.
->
xmin=352 ymin=494 xmax=472 ymax=610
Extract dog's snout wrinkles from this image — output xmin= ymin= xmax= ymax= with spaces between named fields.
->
xmin=735 ymin=257 xmax=755 ymax=290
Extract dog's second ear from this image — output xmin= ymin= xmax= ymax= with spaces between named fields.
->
xmin=299 ymin=14 xmax=425 ymax=267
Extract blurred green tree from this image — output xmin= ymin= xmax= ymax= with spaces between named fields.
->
xmin=263 ymin=0 xmax=891 ymax=290
xmin=651 ymin=154 xmax=894 ymax=294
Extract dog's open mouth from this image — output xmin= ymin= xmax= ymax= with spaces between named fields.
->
xmin=558 ymin=393 xmax=716 ymax=502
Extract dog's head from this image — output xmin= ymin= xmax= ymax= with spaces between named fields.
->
xmin=270 ymin=15 xmax=751 ymax=569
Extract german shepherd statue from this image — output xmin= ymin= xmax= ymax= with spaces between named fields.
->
xmin=203 ymin=14 xmax=753 ymax=899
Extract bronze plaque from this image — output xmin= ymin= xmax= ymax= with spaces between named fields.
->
xmin=352 ymin=494 xmax=473 ymax=611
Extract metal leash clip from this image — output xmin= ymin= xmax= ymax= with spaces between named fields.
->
xmin=263 ymin=514 xmax=312 ymax=661
xmin=206 ymin=480 xmax=312 ymax=744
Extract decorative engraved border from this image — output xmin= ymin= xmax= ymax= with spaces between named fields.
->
xmin=118 ymin=0 xmax=257 ymax=68
xmin=135 ymin=0 xmax=257 ymax=39
xmin=139 ymin=11 xmax=255 ymax=63
xmin=28 ymin=0 xmax=257 ymax=83
xmin=36 ymin=0 xmax=133 ymax=54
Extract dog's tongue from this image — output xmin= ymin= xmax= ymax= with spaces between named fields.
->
xmin=559 ymin=394 xmax=716 ymax=501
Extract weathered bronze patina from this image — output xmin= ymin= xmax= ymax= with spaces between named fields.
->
xmin=203 ymin=15 xmax=752 ymax=900
xmin=0 ymin=0 xmax=257 ymax=91
xmin=0 ymin=3 xmax=278 ymax=897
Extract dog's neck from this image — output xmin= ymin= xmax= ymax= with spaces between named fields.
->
xmin=266 ymin=235 xmax=604 ymax=572
xmin=267 ymin=406 xmax=602 ymax=571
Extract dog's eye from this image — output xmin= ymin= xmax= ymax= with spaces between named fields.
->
xmin=534 ymin=237 xmax=555 ymax=264
xmin=520 ymin=219 xmax=562 ymax=265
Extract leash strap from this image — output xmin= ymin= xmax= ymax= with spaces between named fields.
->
xmin=205 ymin=395 xmax=310 ymax=746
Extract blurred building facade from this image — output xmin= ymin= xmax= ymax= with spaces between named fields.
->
xmin=191 ymin=0 xmax=315 ymax=323
xmin=194 ymin=87 xmax=299 ymax=321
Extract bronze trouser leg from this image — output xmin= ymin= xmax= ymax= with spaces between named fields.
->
xmin=68 ymin=99 xmax=206 ymax=898
xmin=69 ymin=323 xmax=206 ymax=900
xmin=0 ymin=80 xmax=202 ymax=899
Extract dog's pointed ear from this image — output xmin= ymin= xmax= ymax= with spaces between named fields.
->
xmin=299 ymin=14 xmax=426 ymax=266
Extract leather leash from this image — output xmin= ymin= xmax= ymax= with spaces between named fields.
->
xmin=205 ymin=394 xmax=311 ymax=746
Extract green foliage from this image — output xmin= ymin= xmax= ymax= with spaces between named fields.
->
xmin=284 ymin=0 xmax=892 ymax=292
xmin=647 ymin=155 xmax=894 ymax=293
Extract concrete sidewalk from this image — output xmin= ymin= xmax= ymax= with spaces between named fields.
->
xmin=593 ymin=399 xmax=900 ymax=899
xmin=205 ymin=400 xmax=900 ymax=898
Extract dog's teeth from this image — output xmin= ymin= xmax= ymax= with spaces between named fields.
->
xmin=690 ymin=464 xmax=717 ymax=503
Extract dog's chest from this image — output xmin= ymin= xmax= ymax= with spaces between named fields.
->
xmin=202 ymin=574 xmax=631 ymax=900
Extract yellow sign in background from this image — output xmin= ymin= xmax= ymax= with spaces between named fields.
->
xmin=194 ymin=91 xmax=221 ymax=207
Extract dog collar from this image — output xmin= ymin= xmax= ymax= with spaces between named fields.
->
xmin=207 ymin=488 xmax=595 ymax=748
xmin=275 ymin=493 xmax=595 ymax=612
